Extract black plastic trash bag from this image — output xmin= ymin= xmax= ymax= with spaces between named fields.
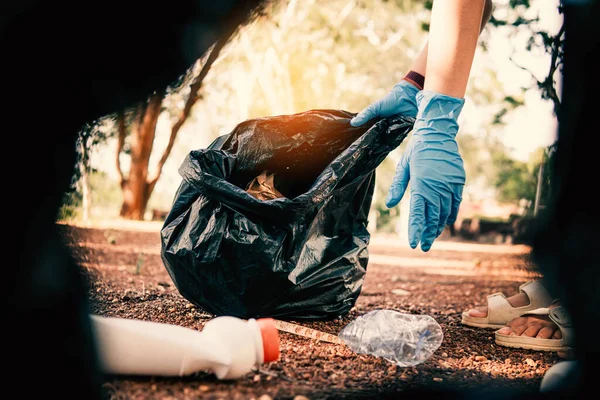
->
xmin=160 ymin=109 xmax=413 ymax=320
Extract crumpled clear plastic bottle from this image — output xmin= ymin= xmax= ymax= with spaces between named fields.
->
xmin=338 ymin=309 xmax=443 ymax=367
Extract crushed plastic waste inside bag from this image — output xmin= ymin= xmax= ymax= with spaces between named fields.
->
xmin=160 ymin=109 xmax=414 ymax=320
xmin=245 ymin=170 xmax=285 ymax=200
xmin=338 ymin=309 xmax=443 ymax=367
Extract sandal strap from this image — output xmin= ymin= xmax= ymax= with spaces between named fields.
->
xmin=519 ymin=280 xmax=553 ymax=309
xmin=549 ymin=306 xmax=575 ymax=347
xmin=487 ymin=293 xmax=520 ymax=325
xmin=485 ymin=281 xmax=553 ymax=325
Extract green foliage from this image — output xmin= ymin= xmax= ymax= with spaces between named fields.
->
xmin=89 ymin=171 xmax=123 ymax=219
xmin=374 ymin=207 xmax=398 ymax=233
xmin=489 ymin=0 xmax=564 ymax=118
xmin=57 ymin=188 xmax=82 ymax=222
xmin=491 ymin=142 xmax=554 ymax=212
xmin=75 ymin=119 xmax=114 ymax=181
xmin=456 ymin=133 xmax=487 ymax=185
xmin=373 ymin=155 xmax=401 ymax=232
xmin=59 ymin=117 xmax=117 ymax=218
xmin=510 ymin=0 xmax=531 ymax=8
xmin=493 ymin=152 xmax=537 ymax=203
xmin=193 ymin=0 xmax=427 ymax=123
xmin=473 ymin=0 xmax=562 ymax=213
xmin=492 ymin=95 xmax=526 ymax=125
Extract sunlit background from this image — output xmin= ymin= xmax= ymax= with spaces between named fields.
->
xmin=62 ymin=0 xmax=563 ymax=245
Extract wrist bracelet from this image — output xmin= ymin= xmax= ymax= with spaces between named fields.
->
xmin=402 ymin=70 xmax=425 ymax=90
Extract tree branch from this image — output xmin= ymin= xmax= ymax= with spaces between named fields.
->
xmin=149 ymin=28 xmax=239 ymax=186
xmin=507 ymin=19 xmax=564 ymax=118
xmin=541 ymin=20 xmax=565 ymax=117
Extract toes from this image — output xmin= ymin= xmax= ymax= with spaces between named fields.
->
xmin=497 ymin=327 xmax=511 ymax=335
xmin=536 ymin=326 xmax=556 ymax=339
xmin=552 ymin=329 xmax=563 ymax=339
xmin=468 ymin=307 xmax=487 ymax=318
xmin=498 ymin=315 xmax=564 ymax=340
xmin=512 ymin=324 xmax=528 ymax=336
xmin=522 ymin=324 xmax=543 ymax=338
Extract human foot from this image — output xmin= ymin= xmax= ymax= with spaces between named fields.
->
xmin=461 ymin=280 xmax=553 ymax=329
xmin=495 ymin=303 xmax=574 ymax=352
xmin=496 ymin=303 xmax=562 ymax=340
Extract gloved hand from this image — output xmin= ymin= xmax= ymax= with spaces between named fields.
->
xmin=350 ymin=79 xmax=420 ymax=127
xmin=386 ymin=90 xmax=466 ymax=252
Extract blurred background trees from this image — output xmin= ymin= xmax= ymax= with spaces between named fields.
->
xmin=61 ymin=0 xmax=563 ymax=242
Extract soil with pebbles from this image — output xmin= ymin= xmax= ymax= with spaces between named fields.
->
xmin=58 ymin=222 xmax=564 ymax=400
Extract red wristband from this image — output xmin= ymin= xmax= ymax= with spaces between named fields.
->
xmin=402 ymin=70 xmax=425 ymax=90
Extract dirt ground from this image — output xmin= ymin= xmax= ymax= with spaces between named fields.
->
xmin=58 ymin=220 xmax=564 ymax=400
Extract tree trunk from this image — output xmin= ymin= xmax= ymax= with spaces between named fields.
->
xmin=116 ymin=32 xmax=237 ymax=220
xmin=119 ymin=94 xmax=162 ymax=220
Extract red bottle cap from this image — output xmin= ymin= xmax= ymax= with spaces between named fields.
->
xmin=256 ymin=318 xmax=280 ymax=363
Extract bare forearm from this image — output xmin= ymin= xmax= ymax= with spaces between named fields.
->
xmin=425 ymin=0 xmax=486 ymax=97
xmin=409 ymin=0 xmax=493 ymax=94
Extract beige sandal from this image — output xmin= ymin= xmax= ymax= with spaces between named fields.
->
xmin=495 ymin=305 xmax=574 ymax=352
xmin=461 ymin=280 xmax=553 ymax=329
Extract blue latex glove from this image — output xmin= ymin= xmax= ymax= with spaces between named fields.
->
xmin=350 ymin=80 xmax=420 ymax=126
xmin=387 ymin=90 xmax=466 ymax=252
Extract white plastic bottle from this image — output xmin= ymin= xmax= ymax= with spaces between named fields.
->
xmin=91 ymin=314 xmax=280 ymax=380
